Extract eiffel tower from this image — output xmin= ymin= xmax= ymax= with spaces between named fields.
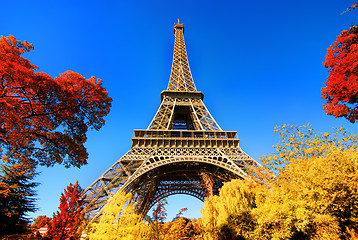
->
xmin=83 ymin=21 xmax=259 ymax=219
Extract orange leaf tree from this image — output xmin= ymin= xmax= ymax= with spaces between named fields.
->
xmin=322 ymin=26 xmax=358 ymax=123
xmin=0 ymin=35 xmax=112 ymax=167
xmin=31 ymin=215 xmax=50 ymax=232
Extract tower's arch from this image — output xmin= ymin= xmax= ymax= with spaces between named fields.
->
xmin=121 ymin=156 xmax=246 ymax=214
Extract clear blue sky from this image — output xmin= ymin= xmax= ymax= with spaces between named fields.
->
xmin=2 ymin=0 xmax=358 ymax=221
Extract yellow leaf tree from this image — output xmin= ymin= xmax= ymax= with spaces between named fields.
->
xmin=160 ymin=217 xmax=204 ymax=240
xmin=201 ymin=178 xmax=266 ymax=240
xmin=86 ymin=191 xmax=148 ymax=240
xmin=255 ymin=125 xmax=358 ymax=239
xmin=201 ymin=125 xmax=358 ymax=240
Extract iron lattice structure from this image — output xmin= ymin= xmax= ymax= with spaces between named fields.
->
xmin=83 ymin=21 xmax=260 ymax=220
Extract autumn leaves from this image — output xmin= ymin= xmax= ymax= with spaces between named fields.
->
xmin=323 ymin=26 xmax=358 ymax=123
xmin=0 ymin=35 xmax=112 ymax=237
xmin=0 ymin=36 xmax=112 ymax=168
xmin=200 ymin=125 xmax=358 ymax=239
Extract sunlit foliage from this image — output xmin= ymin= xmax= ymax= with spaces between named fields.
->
xmin=322 ymin=25 xmax=358 ymax=123
xmin=87 ymin=191 xmax=148 ymax=240
xmin=159 ymin=217 xmax=204 ymax=240
xmin=201 ymin=125 xmax=358 ymax=239
xmin=260 ymin=124 xmax=358 ymax=172
xmin=0 ymin=35 xmax=112 ymax=168
xmin=46 ymin=182 xmax=84 ymax=239
xmin=256 ymin=125 xmax=358 ymax=239
xmin=201 ymin=179 xmax=266 ymax=240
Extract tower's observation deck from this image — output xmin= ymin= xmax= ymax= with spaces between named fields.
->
xmin=132 ymin=130 xmax=240 ymax=149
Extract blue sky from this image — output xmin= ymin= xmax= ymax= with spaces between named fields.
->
xmin=2 ymin=0 xmax=358 ymax=220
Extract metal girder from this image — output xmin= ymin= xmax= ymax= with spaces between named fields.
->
xmin=82 ymin=21 xmax=261 ymax=221
xmin=148 ymin=97 xmax=221 ymax=131
xmin=167 ymin=23 xmax=196 ymax=92
xmin=83 ymin=141 xmax=258 ymax=219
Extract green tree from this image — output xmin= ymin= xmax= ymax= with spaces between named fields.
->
xmin=0 ymin=157 xmax=38 ymax=237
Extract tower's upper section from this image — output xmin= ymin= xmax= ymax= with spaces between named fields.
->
xmin=167 ymin=21 xmax=197 ymax=92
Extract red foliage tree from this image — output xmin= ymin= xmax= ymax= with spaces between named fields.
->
xmin=173 ymin=207 xmax=188 ymax=221
xmin=0 ymin=35 xmax=112 ymax=167
xmin=322 ymin=26 xmax=358 ymax=123
xmin=46 ymin=182 xmax=83 ymax=240
xmin=152 ymin=198 xmax=168 ymax=222
xmin=342 ymin=2 xmax=358 ymax=13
